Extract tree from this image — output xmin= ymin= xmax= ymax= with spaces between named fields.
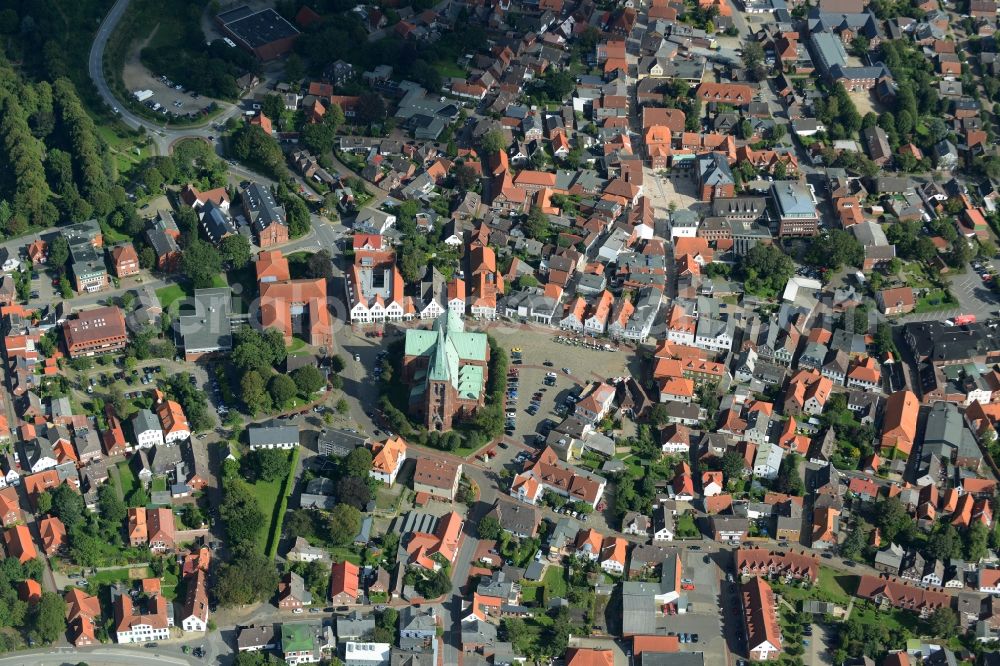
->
xmin=804 ymin=230 xmax=864 ymax=270
xmin=742 ymin=42 xmax=767 ymax=80
xmin=737 ymin=244 xmax=794 ymax=297
xmin=415 ymin=568 xmax=452 ymax=598
xmin=343 ymin=447 xmax=373 ymax=478
xmin=216 ymin=552 xmax=279 ymax=606
xmin=356 ymin=93 xmax=386 ymax=125
xmin=306 ymin=250 xmax=333 ymax=279
xmin=454 ymin=163 xmax=478 ymax=191
xmin=839 ymin=522 xmax=868 ymax=561
xmin=326 ymin=504 xmax=362 ymax=545
xmin=292 ymin=366 xmax=325 ymax=395
xmin=721 ymin=451 xmax=746 ymax=486
xmin=28 ymin=592 xmax=65 ymax=644
xmin=261 ymin=95 xmax=284 ymax=122
xmin=48 ymin=236 xmax=69 ymax=270
xmin=220 ymin=234 xmax=252 ymax=269
xmin=240 ymin=370 xmax=272 ymax=416
xmin=220 ymin=479 xmax=265 ymax=552
xmin=268 ymin=374 xmax=297 ymax=408
xmin=50 ymin=483 xmax=86 ymax=530
xmin=965 ymin=521 xmax=989 ymax=561
xmin=925 ymin=607 xmax=958 ymax=638
xmin=649 ymin=403 xmax=670 ymax=426
xmin=774 ymin=453 xmax=804 ymax=496
xmin=285 ymin=54 xmax=305 ymax=83
xmin=478 ymin=516 xmax=502 ymax=540
xmin=926 ymin=522 xmax=963 ymax=561
xmin=524 ymin=206 xmax=550 ymax=241
xmin=874 ymin=498 xmax=912 ymax=543
xmin=285 ymin=509 xmax=314 ymax=539
xmin=97 ymin=482 xmax=127 ymax=530
xmin=480 ymin=130 xmax=508 ymax=154
xmin=244 ymin=449 xmax=290 ymax=483
xmin=336 ymin=476 xmax=371 ymax=510
xmin=181 ymin=239 xmax=223 ymax=289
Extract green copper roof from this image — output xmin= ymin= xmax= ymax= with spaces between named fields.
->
xmin=281 ymin=623 xmax=314 ymax=653
xmin=458 ymin=365 xmax=485 ymax=400
xmin=404 ymin=312 xmax=489 ymax=390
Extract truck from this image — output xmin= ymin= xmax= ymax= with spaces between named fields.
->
xmin=133 ymin=89 xmax=154 ymax=102
xmin=955 ymin=314 xmax=977 ymax=325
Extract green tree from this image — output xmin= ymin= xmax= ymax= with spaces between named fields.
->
xmin=737 ymin=244 xmax=794 ymax=297
xmin=220 ymin=234 xmax=252 ymax=269
xmin=261 ymin=95 xmax=284 ymax=122
xmin=292 ymin=365 xmax=325 ymax=395
xmin=343 ymin=447 xmax=373 ymax=478
xmin=48 ymin=236 xmax=69 ymax=270
xmin=774 ymin=453 xmax=804 ymax=496
xmin=480 ymin=130 xmax=508 ymax=154
xmin=216 ymin=552 xmax=279 ymax=606
xmin=243 ymin=450 xmax=290 ymax=483
xmin=28 ymin=592 xmax=66 ymax=644
xmin=924 ymin=607 xmax=958 ymax=638
xmin=268 ymin=374 xmax=297 ymax=408
xmin=220 ymin=479 xmax=265 ymax=552
xmin=839 ymin=522 xmax=868 ymax=561
xmin=240 ymin=371 xmax=272 ymax=416
xmin=355 ymin=93 xmax=386 ymax=125
xmin=524 ymin=206 xmax=550 ymax=241
xmin=181 ymin=239 xmax=223 ymax=289
xmin=965 ymin=521 xmax=989 ymax=561
xmin=805 ymin=230 xmax=864 ymax=270
xmin=721 ymin=451 xmax=746 ymax=486
xmin=478 ymin=516 xmax=502 ymax=540
xmin=336 ymin=476 xmax=371 ymax=510
xmin=327 ymin=504 xmax=362 ymax=545
xmin=923 ymin=522 xmax=960 ymax=561
xmin=874 ymin=497 xmax=912 ymax=543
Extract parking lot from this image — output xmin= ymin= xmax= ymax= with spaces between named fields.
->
xmin=945 ymin=261 xmax=1000 ymax=320
xmin=123 ymin=56 xmax=212 ymax=117
xmin=661 ymin=551 xmax=728 ymax=666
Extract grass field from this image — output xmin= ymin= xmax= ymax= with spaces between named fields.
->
xmin=287 ymin=337 xmax=309 ymax=355
xmin=330 ymin=545 xmax=363 ymax=565
xmin=542 ymin=565 xmax=567 ymax=598
xmin=87 ymin=565 xmax=152 ymax=588
xmin=116 ymin=461 xmax=139 ymax=501
xmin=156 ymin=284 xmax=187 ymax=310
xmin=152 ymin=477 xmax=167 ymax=492
xmin=914 ymin=288 xmax=956 ymax=313
xmin=251 ymin=448 xmax=298 ymax=557
xmin=249 ymin=475 xmax=285 ymax=554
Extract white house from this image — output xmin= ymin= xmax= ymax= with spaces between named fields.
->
xmin=652 ymin=506 xmax=674 ymax=542
xmin=248 ymin=423 xmax=300 ymax=450
xmin=131 ymin=409 xmax=163 ymax=449
xmin=752 ymin=442 xmax=784 ymax=481
xmin=369 ymin=437 xmax=406 ymax=486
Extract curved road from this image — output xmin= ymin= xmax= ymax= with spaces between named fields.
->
xmin=88 ymin=0 xmax=240 ymax=156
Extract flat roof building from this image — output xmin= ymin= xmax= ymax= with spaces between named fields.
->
xmin=216 ymin=6 xmax=299 ymax=60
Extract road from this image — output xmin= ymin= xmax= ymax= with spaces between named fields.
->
xmin=88 ymin=0 xmax=247 ymax=156
xmin=0 ymin=647 xmax=196 ymax=666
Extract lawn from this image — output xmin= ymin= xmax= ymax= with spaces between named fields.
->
xmin=249 ymin=475 xmax=285 ymax=554
xmin=542 ymin=565 xmax=567 ymax=598
xmin=816 ymin=567 xmax=855 ymax=603
xmin=155 ymin=284 xmax=188 ymax=310
xmin=330 ymin=545 xmax=363 ymax=565
xmin=433 ymin=60 xmax=468 ymax=78
xmin=675 ymin=513 xmax=700 ymax=538
xmin=287 ymin=337 xmax=309 ymax=356
xmin=914 ymin=288 xmax=956 ymax=313
xmin=151 ymin=477 xmax=167 ymax=492
xmin=250 ymin=448 xmax=299 ymax=557
xmin=87 ymin=565 xmax=152 ymax=587
xmin=115 ymin=461 xmax=139 ymax=501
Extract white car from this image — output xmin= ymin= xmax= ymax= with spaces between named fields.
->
xmin=293 ymin=608 xmax=304 ymax=614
